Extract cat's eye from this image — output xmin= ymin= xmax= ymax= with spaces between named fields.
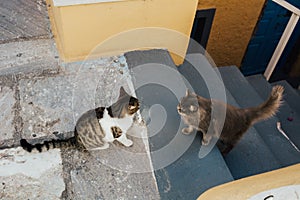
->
xmin=189 ymin=105 xmax=197 ymax=112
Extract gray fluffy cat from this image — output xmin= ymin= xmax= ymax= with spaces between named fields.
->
xmin=20 ymin=87 xmax=140 ymax=152
xmin=177 ymin=85 xmax=284 ymax=155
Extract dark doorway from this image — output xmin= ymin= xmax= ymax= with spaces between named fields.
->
xmin=188 ymin=9 xmax=216 ymax=53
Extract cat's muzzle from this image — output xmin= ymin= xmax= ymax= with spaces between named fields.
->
xmin=177 ymin=105 xmax=183 ymax=114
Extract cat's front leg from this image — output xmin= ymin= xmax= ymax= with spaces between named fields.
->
xmin=202 ymin=133 xmax=212 ymax=145
xmin=202 ymin=119 xmax=218 ymax=145
xmin=182 ymin=126 xmax=194 ymax=135
xmin=116 ymin=134 xmax=133 ymax=147
xmin=89 ymin=142 xmax=110 ymax=150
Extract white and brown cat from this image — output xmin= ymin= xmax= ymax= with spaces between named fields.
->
xmin=177 ymin=85 xmax=284 ymax=155
xmin=20 ymin=87 xmax=140 ymax=152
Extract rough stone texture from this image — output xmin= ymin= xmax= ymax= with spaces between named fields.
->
xmin=0 ymin=86 xmax=15 ymax=144
xmin=0 ymin=147 xmax=64 ymax=200
xmin=0 ymin=39 xmax=59 ymax=75
xmin=19 ymin=75 xmax=75 ymax=139
xmin=62 ymin=123 xmax=159 ymax=200
xmin=0 ymin=0 xmax=51 ymax=43
xmin=0 ymin=42 xmax=159 ymax=198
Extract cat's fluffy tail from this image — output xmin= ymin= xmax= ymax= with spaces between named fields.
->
xmin=247 ymin=85 xmax=284 ymax=124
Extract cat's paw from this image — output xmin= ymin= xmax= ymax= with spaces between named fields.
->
xmin=202 ymin=139 xmax=209 ymax=146
xmin=202 ymin=135 xmax=212 ymax=146
xmin=117 ymin=135 xmax=133 ymax=147
xmin=182 ymin=127 xmax=193 ymax=135
xmin=90 ymin=142 xmax=110 ymax=150
xmin=122 ymin=139 xmax=133 ymax=147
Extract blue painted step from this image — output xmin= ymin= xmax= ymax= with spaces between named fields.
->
xmin=125 ymin=50 xmax=234 ymax=199
xmin=247 ymin=75 xmax=300 ymax=149
xmin=179 ymin=55 xmax=280 ymax=180
xmin=219 ymin=66 xmax=300 ymax=168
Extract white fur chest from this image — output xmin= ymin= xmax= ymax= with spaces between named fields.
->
xmin=99 ymin=109 xmax=133 ymax=142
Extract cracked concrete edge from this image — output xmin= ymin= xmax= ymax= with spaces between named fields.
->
xmin=0 ymin=38 xmax=61 ymax=79
xmin=0 ymin=147 xmax=65 ymax=200
xmin=123 ymin=59 xmax=160 ymax=197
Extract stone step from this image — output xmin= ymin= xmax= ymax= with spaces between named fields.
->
xmin=0 ymin=43 xmax=160 ymax=199
xmin=0 ymin=0 xmax=50 ymax=43
xmin=219 ymin=66 xmax=300 ymax=168
xmin=247 ymin=75 xmax=300 ymax=150
xmin=126 ymin=50 xmax=234 ymax=199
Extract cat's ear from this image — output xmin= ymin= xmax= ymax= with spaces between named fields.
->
xmin=186 ymin=89 xmax=192 ymax=96
xmin=119 ymin=86 xmax=127 ymax=97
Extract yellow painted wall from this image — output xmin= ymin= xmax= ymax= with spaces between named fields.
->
xmin=198 ymin=0 xmax=266 ymax=67
xmin=47 ymin=0 xmax=198 ymax=65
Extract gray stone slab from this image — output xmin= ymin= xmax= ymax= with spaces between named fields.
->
xmin=61 ymin=123 xmax=160 ymax=199
xmin=0 ymin=86 xmax=15 ymax=145
xmin=0 ymin=147 xmax=65 ymax=200
xmin=0 ymin=39 xmax=59 ymax=76
xmin=0 ymin=0 xmax=50 ymax=43
xmin=19 ymin=74 xmax=76 ymax=139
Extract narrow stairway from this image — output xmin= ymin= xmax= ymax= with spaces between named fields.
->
xmin=125 ymin=50 xmax=300 ymax=199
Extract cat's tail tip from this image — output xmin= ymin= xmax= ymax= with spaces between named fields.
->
xmin=249 ymin=85 xmax=284 ymax=124
xmin=20 ymin=139 xmax=33 ymax=152
xmin=271 ymin=85 xmax=284 ymax=99
xmin=270 ymin=85 xmax=285 ymax=108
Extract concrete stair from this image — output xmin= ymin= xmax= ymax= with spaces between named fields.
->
xmin=218 ymin=67 xmax=300 ymax=167
xmin=180 ymin=57 xmax=280 ymax=180
xmin=125 ymin=50 xmax=234 ymax=200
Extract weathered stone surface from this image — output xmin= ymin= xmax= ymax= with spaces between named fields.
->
xmin=0 ymin=0 xmax=50 ymax=43
xmin=0 ymin=86 xmax=15 ymax=144
xmin=0 ymin=147 xmax=64 ymax=200
xmin=19 ymin=75 xmax=75 ymax=139
xmin=1 ymin=52 xmax=159 ymax=199
xmin=0 ymin=39 xmax=59 ymax=75
xmin=62 ymin=122 xmax=159 ymax=200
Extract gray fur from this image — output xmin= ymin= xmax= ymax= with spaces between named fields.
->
xmin=177 ymin=85 xmax=284 ymax=155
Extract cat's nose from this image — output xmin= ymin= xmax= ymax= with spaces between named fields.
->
xmin=177 ymin=105 xmax=181 ymax=112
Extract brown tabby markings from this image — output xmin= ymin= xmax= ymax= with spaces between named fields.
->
xmin=111 ymin=126 xmax=122 ymax=138
xmin=177 ymin=85 xmax=284 ymax=155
